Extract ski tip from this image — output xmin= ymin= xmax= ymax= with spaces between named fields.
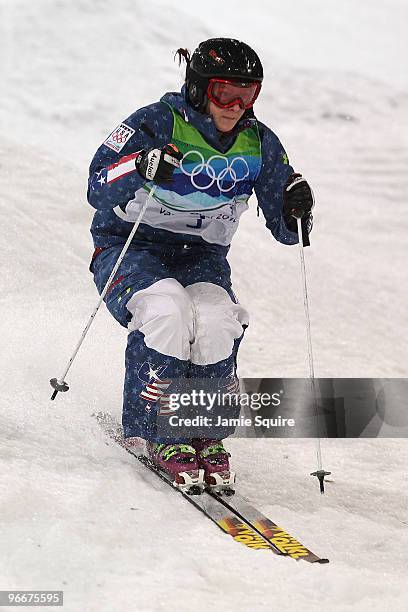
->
xmin=317 ymin=558 xmax=330 ymax=564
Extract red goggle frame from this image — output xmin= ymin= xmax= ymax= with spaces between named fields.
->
xmin=207 ymin=78 xmax=262 ymax=109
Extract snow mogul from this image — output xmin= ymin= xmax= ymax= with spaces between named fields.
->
xmin=87 ymin=38 xmax=314 ymax=494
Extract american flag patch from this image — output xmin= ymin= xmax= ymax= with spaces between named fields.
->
xmin=225 ymin=379 xmax=240 ymax=395
xmin=140 ymin=379 xmax=171 ymax=402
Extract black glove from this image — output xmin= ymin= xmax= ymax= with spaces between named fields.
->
xmin=283 ymin=173 xmax=314 ymax=245
xmin=136 ymin=143 xmax=183 ymax=183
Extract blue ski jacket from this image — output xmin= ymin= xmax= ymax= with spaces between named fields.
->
xmin=87 ymin=88 xmax=299 ymax=253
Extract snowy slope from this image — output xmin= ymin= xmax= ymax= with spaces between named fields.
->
xmin=1 ymin=1 xmax=408 ymax=611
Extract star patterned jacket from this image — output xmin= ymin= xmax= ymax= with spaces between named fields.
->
xmin=87 ymin=89 xmax=299 ymax=253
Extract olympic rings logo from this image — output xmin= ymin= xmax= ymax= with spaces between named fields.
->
xmin=180 ymin=151 xmax=250 ymax=192
xmin=112 ymin=132 xmax=127 ymax=143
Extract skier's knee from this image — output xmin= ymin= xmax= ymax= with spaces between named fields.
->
xmin=126 ymin=278 xmax=194 ymax=360
xmin=185 ymin=282 xmax=249 ymax=365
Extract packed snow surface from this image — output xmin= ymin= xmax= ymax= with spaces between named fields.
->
xmin=1 ymin=1 xmax=407 ymax=611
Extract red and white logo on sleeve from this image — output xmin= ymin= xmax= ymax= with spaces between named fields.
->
xmin=106 ymin=152 xmax=141 ymax=183
xmin=104 ymin=122 xmax=135 ymax=153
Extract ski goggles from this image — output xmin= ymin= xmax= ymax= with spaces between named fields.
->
xmin=207 ymin=78 xmax=262 ymax=110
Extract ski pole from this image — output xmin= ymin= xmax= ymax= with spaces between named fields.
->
xmin=50 ymin=186 xmax=157 ymax=400
xmin=296 ymin=217 xmax=331 ymax=493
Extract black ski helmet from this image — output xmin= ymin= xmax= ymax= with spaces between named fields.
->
xmin=185 ymin=38 xmax=263 ymax=111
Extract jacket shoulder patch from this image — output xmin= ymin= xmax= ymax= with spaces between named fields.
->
xmin=104 ymin=123 xmax=135 ymax=153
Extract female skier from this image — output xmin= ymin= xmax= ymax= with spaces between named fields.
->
xmin=87 ymin=38 xmax=314 ymax=493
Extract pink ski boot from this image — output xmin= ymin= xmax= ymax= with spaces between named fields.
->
xmin=192 ymin=439 xmax=236 ymax=495
xmin=146 ymin=442 xmax=205 ymax=495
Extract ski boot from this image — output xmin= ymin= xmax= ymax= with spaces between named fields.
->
xmin=192 ymin=439 xmax=236 ymax=495
xmin=146 ymin=442 xmax=205 ymax=495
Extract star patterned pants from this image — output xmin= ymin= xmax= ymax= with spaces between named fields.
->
xmin=92 ymin=241 xmax=248 ymax=442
